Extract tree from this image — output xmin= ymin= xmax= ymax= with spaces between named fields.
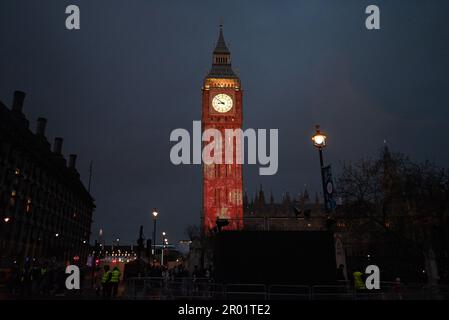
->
xmin=337 ymin=146 xmax=449 ymax=282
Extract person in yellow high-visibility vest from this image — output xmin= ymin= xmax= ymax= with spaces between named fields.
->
xmin=353 ymin=270 xmax=366 ymax=291
xmin=101 ymin=265 xmax=112 ymax=298
xmin=110 ymin=266 xmax=121 ymax=298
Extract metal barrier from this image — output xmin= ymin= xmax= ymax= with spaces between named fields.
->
xmin=312 ymin=285 xmax=354 ymax=300
xmin=125 ymin=277 xmax=224 ymax=300
xmin=225 ymin=284 xmax=267 ymax=300
xmin=268 ymin=285 xmax=311 ymax=300
xmin=124 ymin=278 xmax=449 ymax=300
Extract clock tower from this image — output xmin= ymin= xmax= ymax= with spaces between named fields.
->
xmin=202 ymin=25 xmax=243 ymax=232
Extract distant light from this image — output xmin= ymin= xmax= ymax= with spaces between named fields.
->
xmin=4 ymin=217 xmax=10 ymax=223
xmin=83 ymin=240 xmax=86 ymax=244
xmin=152 ymin=208 xmax=159 ymax=218
xmin=367 ymin=254 xmax=371 ymax=258
xmin=55 ymin=233 xmax=59 ymax=237
xmin=162 ymin=232 xmax=166 ymax=236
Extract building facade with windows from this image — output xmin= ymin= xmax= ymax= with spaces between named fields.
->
xmin=0 ymin=91 xmax=95 ymax=264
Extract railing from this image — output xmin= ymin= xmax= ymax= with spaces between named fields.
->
xmin=125 ymin=277 xmax=225 ymax=300
xmin=222 ymin=216 xmax=326 ymax=231
xmin=124 ymin=277 xmax=449 ymax=300
xmin=225 ymin=284 xmax=267 ymax=300
xmin=268 ymin=284 xmax=311 ymax=300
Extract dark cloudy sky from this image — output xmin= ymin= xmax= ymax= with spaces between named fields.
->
xmin=1 ymin=0 xmax=449 ymax=245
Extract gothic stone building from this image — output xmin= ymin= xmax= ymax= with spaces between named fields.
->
xmin=0 ymin=91 xmax=94 ymax=264
xmin=243 ymin=186 xmax=328 ymax=232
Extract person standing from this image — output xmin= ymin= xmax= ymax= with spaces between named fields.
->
xmin=336 ymin=264 xmax=346 ymax=282
xmin=101 ymin=265 xmax=112 ymax=299
xmin=110 ymin=266 xmax=121 ymax=298
xmin=353 ymin=269 xmax=366 ymax=292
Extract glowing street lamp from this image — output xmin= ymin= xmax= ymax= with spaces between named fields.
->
xmin=311 ymin=125 xmax=328 ymax=211
xmin=312 ymin=125 xmax=327 ymax=149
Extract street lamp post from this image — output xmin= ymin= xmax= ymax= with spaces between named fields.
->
xmin=161 ymin=232 xmax=166 ymax=266
xmin=116 ymin=238 xmax=120 ymax=252
xmin=152 ymin=209 xmax=158 ymax=257
xmin=311 ymin=125 xmax=328 ymax=211
xmin=163 ymin=238 xmax=168 ymax=266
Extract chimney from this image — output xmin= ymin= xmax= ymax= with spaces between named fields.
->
xmin=36 ymin=117 xmax=47 ymax=137
xmin=68 ymin=154 xmax=77 ymax=169
xmin=53 ymin=137 xmax=63 ymax=154
xmin=12 ymin=91 xmax=26 ymax=113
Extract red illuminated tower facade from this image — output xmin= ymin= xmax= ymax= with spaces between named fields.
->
xmin=202 ymin=26 xmax=243 ymax=231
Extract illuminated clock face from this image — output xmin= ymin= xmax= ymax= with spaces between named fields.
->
xmin=212 ymin=93 xmax=233 ymax=113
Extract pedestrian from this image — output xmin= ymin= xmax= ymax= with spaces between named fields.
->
xmin=353 ymin=269 xmax=366 ymax=292
xmin=101 ymin=265 xmax=112 ymax=299
xmin=192 ymin=265 xmax=203 ymax=294
xmin=336 ymin=264 xmax=346 ymax=282
xmin=110 ymin=266 xmax=121 ymax=298
xmin=30 ymin=261 xmax=41 ymax=295
xmin=19 ymin=265 xmax=32 ymax=297
xmin=392 ymin=277 xmax=405 ymax=300
xmin=39 ymin=262 xmax=50 ymax=295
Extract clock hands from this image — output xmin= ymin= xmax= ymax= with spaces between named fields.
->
xmin=216 ymin=97 xmax=225 ymax=104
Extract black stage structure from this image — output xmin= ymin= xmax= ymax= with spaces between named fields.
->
xmin=213 ymin=231 xmax=337 ymax=285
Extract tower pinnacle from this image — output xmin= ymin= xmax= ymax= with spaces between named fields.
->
xmin=208 ymin=25 xmax=237 ymax=78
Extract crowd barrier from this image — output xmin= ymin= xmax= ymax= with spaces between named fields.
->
xmin=124 ymin=277 xmax=449 ymax=300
